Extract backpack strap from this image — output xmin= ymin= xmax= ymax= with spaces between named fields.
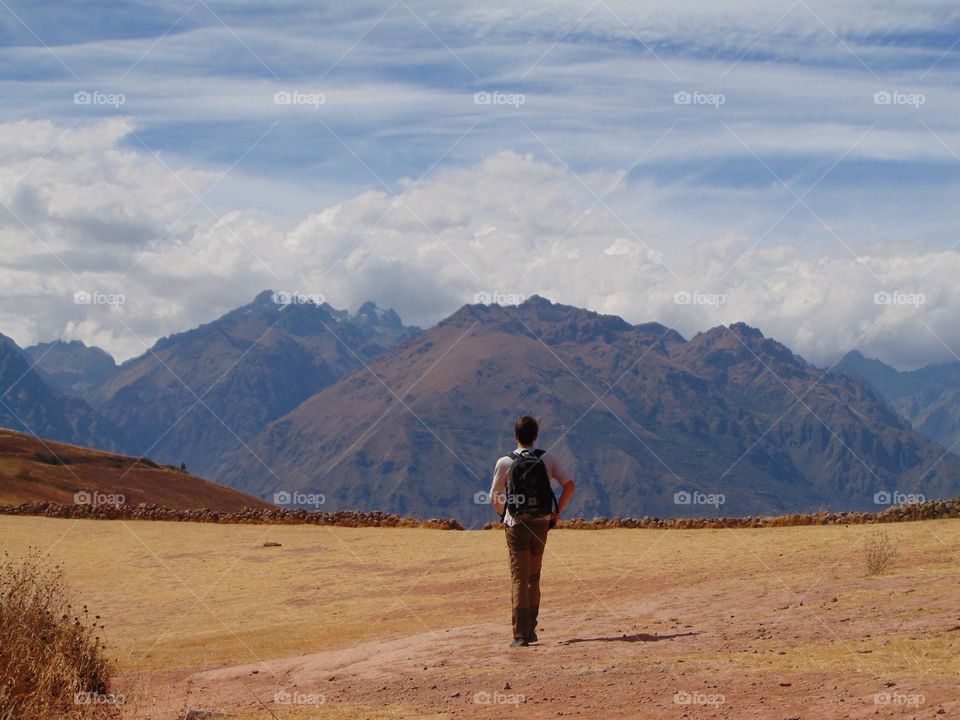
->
xmin=503 ymin=451 xmax=520 ymax=521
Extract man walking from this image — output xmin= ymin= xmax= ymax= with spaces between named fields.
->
xmin=490 ymin=415 xmax=576 ymax=647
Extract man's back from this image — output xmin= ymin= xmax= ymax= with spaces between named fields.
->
xmin=490 ymin=447 xmax=573 ymax=526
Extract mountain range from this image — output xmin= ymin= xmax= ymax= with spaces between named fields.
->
xmin=839 ymin=350 xmax=960 ymax=458
xmin=214 ymin=297 xmax=960 ymax=525
xmin=5 ymin=293 xmax=960 ymax=523
xmin=29 ymin=291 xmax=418 ymax=477
xmin=0 ymin=333 xmax=125 ymax=451
xmin=24 ymin=339 xmax=119 ymax=402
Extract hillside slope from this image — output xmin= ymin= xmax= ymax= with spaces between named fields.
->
xmin=0 ymin=428 xmax=269 ymax=511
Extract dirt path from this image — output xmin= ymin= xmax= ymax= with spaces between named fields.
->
xmin=124 ymin=572 xmax=959 ymax=719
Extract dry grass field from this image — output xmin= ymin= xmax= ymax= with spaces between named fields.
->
xmin=2 ymin=515 xmax=958 ymax=718
xmin=0 ymin=429 xmax=271 ymax=512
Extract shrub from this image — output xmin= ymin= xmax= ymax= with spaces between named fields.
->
xmin=0 ymin=551 xmax=117 ymax=719
xmin=863 ymin=531 xmax=898 ymax=576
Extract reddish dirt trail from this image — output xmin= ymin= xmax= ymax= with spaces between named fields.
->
xmin=125 ymin=571 xmax=959 ymax=719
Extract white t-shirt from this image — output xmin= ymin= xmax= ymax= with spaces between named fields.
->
xmin=490 ymin=446 xmax=574 ymax=527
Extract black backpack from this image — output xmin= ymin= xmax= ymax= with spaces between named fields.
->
xmin=506 ymin=449 xmax=558 ymax=519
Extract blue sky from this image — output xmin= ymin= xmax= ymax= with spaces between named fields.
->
xmin=1 ymin=0 xmax=960 ymax=368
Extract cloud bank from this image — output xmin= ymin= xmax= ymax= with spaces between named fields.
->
xmin=1 ymin=119 xmax=957 ymax=370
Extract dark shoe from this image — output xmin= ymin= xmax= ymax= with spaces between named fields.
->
xmin=527 ymin=630 xmax=538 ymax=643
xmin=510 ymin=638 xmax=529 ymax=648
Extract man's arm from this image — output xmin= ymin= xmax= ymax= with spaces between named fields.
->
xmin=491 ymin=492 xmax=505 ymax=519
xmin=490 ymin=458 xmax=508 ymax=518
xmin=556 ymin=480 xmax=576 ymax=515
xmin=546 ymin=454 xmax=576 ymax=523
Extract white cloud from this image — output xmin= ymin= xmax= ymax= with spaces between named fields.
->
xmin=0 ymin=119 xmax=212 ymax=251
xmin=1 ymin=119 xmax=958 ymax=371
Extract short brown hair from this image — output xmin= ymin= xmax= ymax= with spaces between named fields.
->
xmin=514 ymin=415 xmax=539 ymax=446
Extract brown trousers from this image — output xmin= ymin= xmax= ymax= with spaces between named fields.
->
xmin=504 ymin=516 xmax=551 ymax=640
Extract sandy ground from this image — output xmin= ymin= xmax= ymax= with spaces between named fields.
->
xmin=2 ymin=516 xmax=959 ymax=719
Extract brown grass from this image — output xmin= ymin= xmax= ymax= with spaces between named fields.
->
xmin=1 ymin=517 xmax=958 ymax=718
xmin=863 ymin=530 xmax=899 ymax=575
xmin=0 ymin=428 xmax=270 ymax=512
xmin=0 ymin=550 xmax=117 ymax=720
